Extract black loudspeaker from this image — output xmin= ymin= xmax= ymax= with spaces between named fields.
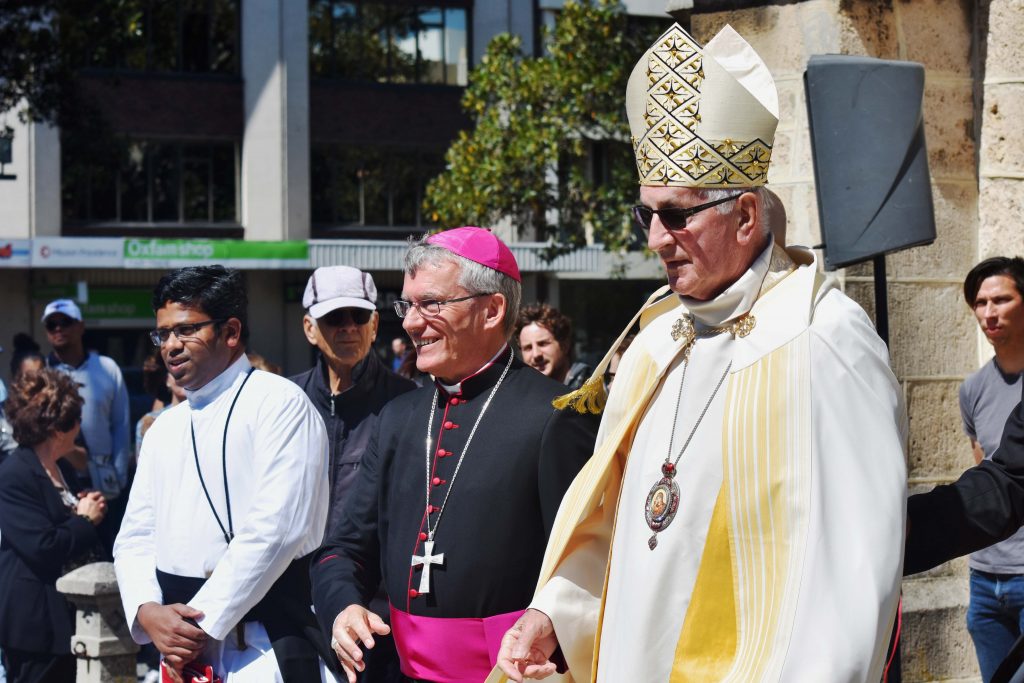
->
xmin=804 ymin=55 xmax=936 ymax=270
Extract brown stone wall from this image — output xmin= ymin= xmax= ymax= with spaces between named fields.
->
xmin=692 ymin=1 xmax=983 ymax=679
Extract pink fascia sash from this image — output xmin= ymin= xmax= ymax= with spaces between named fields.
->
xmin=390 ymin=604 xmax=525 ymax=683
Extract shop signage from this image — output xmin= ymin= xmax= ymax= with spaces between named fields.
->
xmin=31 ymin=237 xmax=124 ymax=268
xmin=124 ymin=239 xmax=309 ymax=269
xmin=0 ymin=239 xmax=31 ymax=267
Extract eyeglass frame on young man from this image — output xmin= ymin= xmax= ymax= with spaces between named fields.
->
xmin=393 ymin=293 xmax=494 ymax=319
xmin=631 ymin=192 xmax=746 ymax=233
xmin=149 ymin=319 xmax=226 ymax=347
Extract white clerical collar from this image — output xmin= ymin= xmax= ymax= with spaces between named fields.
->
xmin=682 ymin=235 xmax=775 ymax=327
xmin=437 ymin=343 xmax=510 ymax=394
xmin=185 ymin=353 xmax=253 ymax=410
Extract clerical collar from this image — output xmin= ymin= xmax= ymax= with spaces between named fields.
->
xmin=435 ymin=344 xmax=512 ymax=399
xmin=682 ymin=235 xmax=776 ymax=328
xmin=186 ymin=353 xmax=253 ymax=410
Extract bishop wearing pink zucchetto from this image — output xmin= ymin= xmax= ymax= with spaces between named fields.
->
xmin=311 ymin=227 xmax=598 ymax=683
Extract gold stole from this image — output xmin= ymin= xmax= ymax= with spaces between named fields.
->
xmin=671 ymin=334 xmax=812 ymax=681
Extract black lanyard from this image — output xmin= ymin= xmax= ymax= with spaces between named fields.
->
xmin=190 ymin=367 xmax=256 ymax=545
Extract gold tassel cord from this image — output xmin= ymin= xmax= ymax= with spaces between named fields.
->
xmin=552 ymin=375 xmax=608 ymax=415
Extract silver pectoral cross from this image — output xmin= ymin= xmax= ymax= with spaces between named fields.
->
xmin=411 ymin=540 xmax=445 ymax=594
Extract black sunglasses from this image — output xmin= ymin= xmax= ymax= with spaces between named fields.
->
xmin=318 ymin=307 xmax=373 ymax=327
xmin=631 ymin=193 xmax=745 ymax=232
xmin=45 ymin=316 xmax=78 ymax=332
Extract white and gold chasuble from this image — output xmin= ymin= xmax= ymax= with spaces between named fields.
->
xmin=487 ymin=243 xmax=907 ymax=683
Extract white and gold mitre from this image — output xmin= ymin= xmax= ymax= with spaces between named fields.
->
xmin=626 ymin=23 xmax=779 ymax=187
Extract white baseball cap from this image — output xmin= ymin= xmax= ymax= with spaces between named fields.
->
xmin=41 ymin=298 xmax=83 ymax=323
xmin=302 ymin=266 xmax=377 ymax=319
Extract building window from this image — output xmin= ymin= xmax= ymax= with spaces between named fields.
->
xmin=63 ymin=140 xmax=239 ymax=225
xmin=311 ymin=145 xmax=445 ymax=229
xmin=310 ymin=1 xmax=469 ymax=85
xmin=83 ymin=0 xmax=240 ymax=74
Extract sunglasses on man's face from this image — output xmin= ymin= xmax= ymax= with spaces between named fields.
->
xmin=318 ymin=308 xmax=373 ymax=327
xmin=631 ymin=193 xmax=745 ymax=233
xmin=45 ymin=316 xmax=77 ymax=332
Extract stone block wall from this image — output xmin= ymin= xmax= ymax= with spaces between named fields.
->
xmin=691 ymin=1 xmax=990 ymax=679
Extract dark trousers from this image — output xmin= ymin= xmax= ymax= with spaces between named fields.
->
xmin=2 ymin=649 xmax=75 ymax=683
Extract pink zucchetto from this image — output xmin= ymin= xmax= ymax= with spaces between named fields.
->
xmin=426 ymin=226 xmax=522 ymax=282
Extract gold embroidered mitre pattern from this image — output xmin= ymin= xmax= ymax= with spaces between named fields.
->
xmin=626 ymin=24 xmax=779 ymax=188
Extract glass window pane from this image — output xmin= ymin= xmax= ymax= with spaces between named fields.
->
xmin=311 ymin=147 xmax=334 ymax=223
xmin=89 ymin=166 xmax=118 ymax=221
xmin=209 ymin=0 xmax=239 ymax=73
xmin=444 ymin=8 xmax=468 ymax=85
xmin=309 ymin=0 xmax=333 ymax=77
xmin=149 ymin=3 xmax=179 ymax=71
xmin=181 ymin=0 xmax=211 ymax=72
xmin=121 ymin=2 xmax=148 ymax=70
xmin=121 ymin=143 xmax=149 ymax=221
xmin=391 ymin=153 xmax=418 ymax=225
xmin=334 ymin=148 xmax=361 ymax=223
xmin=418 ymin=9 xmax=444 ymax=84
xmin=182 ymin=146 xmax=211 ymax=221
xmin=211 ymin=144 xmax=237 ymax=222
xmin=388 ymin=7 xmax=418 ymax=84
xmin=333 ymin=1 xmax=368 ymax=79
xmin=152 ymin=144 xmax=180 ymax=221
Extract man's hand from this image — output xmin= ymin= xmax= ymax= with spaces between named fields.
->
xmin=136 ymin=602 xmax=208 ymax=665
xmin=330 ymin=604 xmax=391 ymax=683
xmin=497 ymin=609 xmax=559 ymax=681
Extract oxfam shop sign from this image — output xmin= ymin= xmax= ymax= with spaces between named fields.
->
xmin=124 ymin=239 xmax=309 ymax=269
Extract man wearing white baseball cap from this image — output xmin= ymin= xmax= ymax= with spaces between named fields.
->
xmin=43 ymin=297 xmax=130 ymax=554
xmin=290 ymin=266 xmax=414 ymax=683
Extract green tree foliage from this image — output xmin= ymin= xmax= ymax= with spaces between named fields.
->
xmin=423 ymin=0 xmax=661 ymax=253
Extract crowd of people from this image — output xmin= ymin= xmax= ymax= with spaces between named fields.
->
xmin=2 ymin=19 xmax=1024 ymax=683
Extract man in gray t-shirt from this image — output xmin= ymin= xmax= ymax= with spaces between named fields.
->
xmin=959 ymin=257 xmax=1024 ymax=682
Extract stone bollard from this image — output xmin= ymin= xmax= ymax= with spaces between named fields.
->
xmin=56 ymin=562 xmax=139 ymax=683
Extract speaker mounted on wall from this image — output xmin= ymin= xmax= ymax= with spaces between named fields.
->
xmin=804 ymin=55 xmax=937 ymax=271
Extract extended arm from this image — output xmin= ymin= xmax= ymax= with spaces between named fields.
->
xmin=905 ymin=397 xmax=1024 ymax=575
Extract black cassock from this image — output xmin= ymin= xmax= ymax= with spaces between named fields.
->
xmin=311 ymin=347 xmax=597 ymax=633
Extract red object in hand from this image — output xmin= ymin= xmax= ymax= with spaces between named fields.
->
xmin=162 ymin=661 xmax=222 ymax=683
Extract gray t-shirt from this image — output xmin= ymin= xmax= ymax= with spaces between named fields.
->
xmin=961 ymin=358 xmax=1024 ymax=572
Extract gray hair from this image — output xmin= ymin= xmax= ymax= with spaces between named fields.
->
xmin=698 ymin=187 xmax=775 ymax=238
xmin=404 ymin=235 xmax=522 ymax=339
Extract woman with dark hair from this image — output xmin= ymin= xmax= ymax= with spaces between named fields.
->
xmin=0 ymin=368 xmax=107 ymax=683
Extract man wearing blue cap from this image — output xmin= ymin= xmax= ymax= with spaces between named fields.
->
xmin=43 ymin=298 xmax=130 ymax=552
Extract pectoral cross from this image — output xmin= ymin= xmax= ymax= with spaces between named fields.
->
xmin=411 ymin=540 xmax=445 ymax=594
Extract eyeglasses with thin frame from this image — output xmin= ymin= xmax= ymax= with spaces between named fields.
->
xmin=317 ymin=307 xmax=373 ymax=327
xmin=149 ymin=319 xmax=226 ymax=347
xmin=631 ymin=193 xmax=746 ymax=233
xmin=393 ymin=293 xmax=494 ymax=319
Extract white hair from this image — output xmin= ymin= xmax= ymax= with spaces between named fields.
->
xmin=403 ymin=236 xmax=522 ymax=339
xmin=697 ymin=186 xmax=775 ymax=237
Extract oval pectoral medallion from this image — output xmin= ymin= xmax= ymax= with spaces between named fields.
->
xmin=645 ymin=475 xmax=680 ymax=550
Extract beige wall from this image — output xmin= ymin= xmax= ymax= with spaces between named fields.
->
xmin=692 ymin=1 xmax=990 ymax=679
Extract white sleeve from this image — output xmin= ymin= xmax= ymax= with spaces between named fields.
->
xmin=113 ymin=432 xmax=162 ymax=644
xmin=779 ymin=291 xmax=907 ymax=682
xmin=187 ymin=392 xmax=329 ymax=640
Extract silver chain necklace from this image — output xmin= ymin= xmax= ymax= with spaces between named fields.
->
xmin=411 ymin=351 xmax=514 ymax=595
xmin=644 ymin=345 xmax=734 ymax=550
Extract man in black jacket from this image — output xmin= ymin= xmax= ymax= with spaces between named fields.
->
xmin=291 ymin=266 xmax=414 ymax=683
xmin=290 ymin=266 xmax=416 ymax=534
